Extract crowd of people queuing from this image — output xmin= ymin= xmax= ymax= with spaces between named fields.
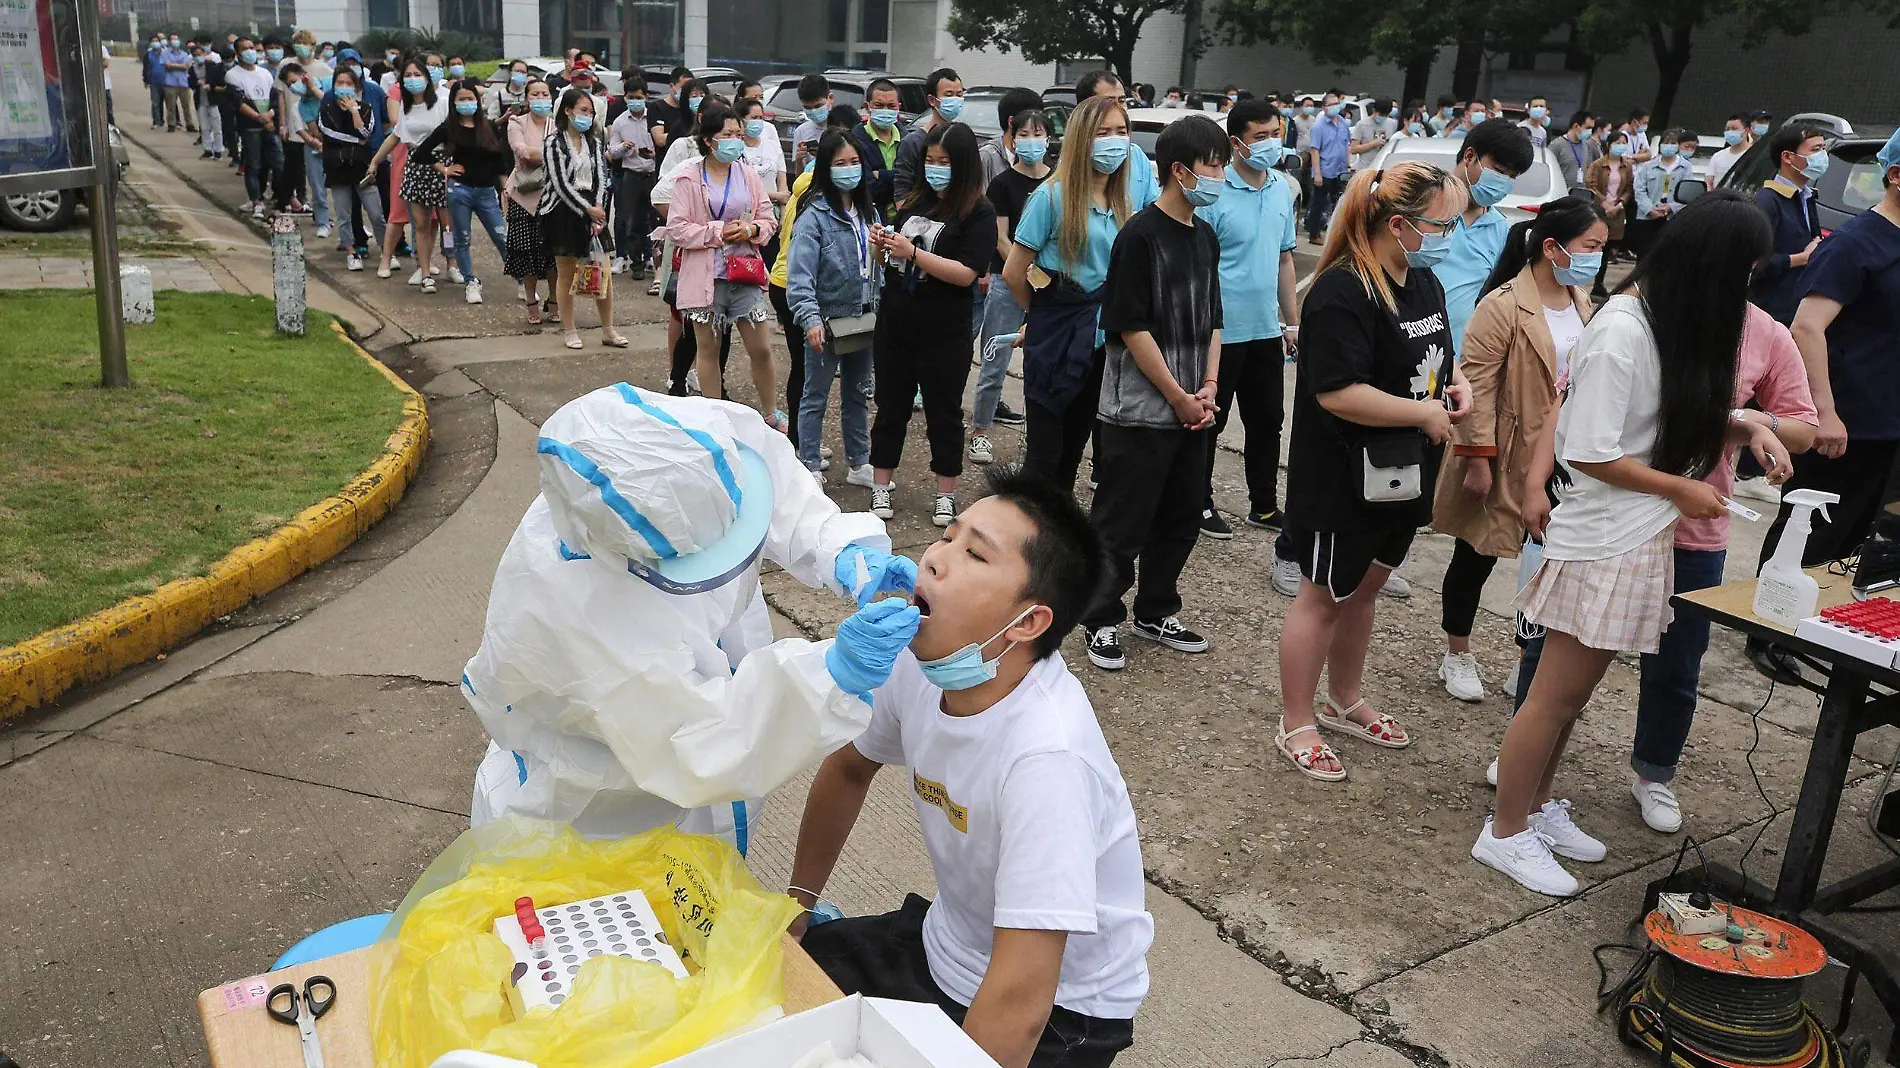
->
xmin=137 ymin=32 xmax=1900 ymax=903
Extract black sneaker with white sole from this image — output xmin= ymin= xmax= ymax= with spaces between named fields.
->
xmin=993 ymin=400 xmax=1027 ymax=426
xmin=1199 ymin=508 xmax=1233 ymax=539
xmin=1244 ymin=509 xmax=1281 ymax=530
xmin=1086 ymin=626 xmax=1125 ymax=670
xmin=1132 ymin=615 xmax=1210 ymax=653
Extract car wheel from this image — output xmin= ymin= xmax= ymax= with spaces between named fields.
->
xmin=0 ymin=188 xmax=78 ymax=232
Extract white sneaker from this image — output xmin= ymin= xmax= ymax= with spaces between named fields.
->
xmin=240 ymin=199 xmax=254 ymax=212
xmin=252 ymin=202 xmax=266 ymax=220
xmin=611 ymin=256 xmax=628 ymax=275
xmin=820 ymin=445 xmax=834 ymax=460
xmin=1503 ymin=662 xmax=1520 ymax=699
xmin=1486 ymin=757 xmax=1499 ymax=787
xmin=1631 ymin=776 xmax=1683 ymax=834
xmin=684 ymin=369 xmax=702 ymax=396
xmin=1271 ymin=553 xmax=1301 ymax=597
xmin=315 ymin=224 xmax=331 ymax=239
xmin=1438 ymin=652 xmax=1486 ymax=702
xmin=346 ymin=254 xmax=364 ymax=271
xmin=1529 ymin=799 xmax=1607 ymax=862
xmin=429 ymin=262 xmax=444 ymax=277
xmin=968 ymin=436 xmax=994 ymax=464
xmin=933 ymin=493 xmax=956 ymax=527
xmin=870 ymin=483 xmax=894 ymax=519
xmin=1381 ymin=572 xmax=1413 ymax=598
xmin=1734 ymin=475 xmax=1781 ymax=505
xmin=1472 ymin=819 xmax=1579 ymax=897
xmin=464 ymin=279 xmax=483 ymax=304
xmin=810 ymin=468 xmax=825 ymax=487
xmin=819 ymin=455 xmax=832 ymax=471
xmin=420 ymin=277 xmax=437 ymax=294
xmin=845 ymin=464 xmax=875 ymax=489
xmin=516 ymin=281 xmax=527 ymax=302
xmin=407 ymin=269 xmax=424 ymax=286
xmin=448 ymin=265 xmax=465 ymax=285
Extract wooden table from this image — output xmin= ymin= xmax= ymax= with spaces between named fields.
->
xmin=1656 ymin=564 xmax=1900 ymax=1060
xmin=199 ymin=935 xmax=842 ymax=1068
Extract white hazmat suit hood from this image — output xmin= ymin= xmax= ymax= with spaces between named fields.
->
xmin=463 ymin=385 xmax=889 ymax=849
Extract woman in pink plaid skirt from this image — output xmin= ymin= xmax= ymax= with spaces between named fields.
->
xmin=1474 ymin=192 xmax=1791 ymax=898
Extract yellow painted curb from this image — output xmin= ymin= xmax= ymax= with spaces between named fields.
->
xmin=0 ymin=320 xmax=430 ymax=722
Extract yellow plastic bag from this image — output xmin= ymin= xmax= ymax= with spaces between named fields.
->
xmin=370 ymin=817 xmax=801 ymax=1068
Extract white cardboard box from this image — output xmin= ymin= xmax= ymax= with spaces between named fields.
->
xmin=656 ymin=994 xmax=1002 ymax=1068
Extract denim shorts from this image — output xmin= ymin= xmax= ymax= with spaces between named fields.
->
xmin=682 ymin=279 xmax=770 ymax=328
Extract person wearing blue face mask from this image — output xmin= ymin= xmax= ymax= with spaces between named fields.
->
xmin=485 ymin=59 xmax=532 ymax=119
xmin=1431 ymin=119 xmax=1535 ymax=359
xmin=226 ymin=44 xmax=283 ymax=217
xmin=1707 ymin=112 xmax=1752 ymax=187
xmin=1276 ymin=160 xmax=1471 ymax=782
xmin=1193 ymin=100 xmax=1301 ymax=536
xmin=547 ymin=89 xmax=629 ymax=347
xmin=158 ymin=34 xmax=195 ymax=133
xmin=607 ymin=81 xmax=661 ymax=281
xmin=791 ymin=470 xmax=1154 ymax=1068
xmin=1516 ymin=95 xmax=1550 ymax=150
xmin=1079 ymin=115 xmax=1229 ymax=671
xmin=893 ymin=66 xmax=964 ymax=200
xmin=366 ymin=58 xmax=454 ymax=285
xmin=787 ymin=131 xmax=882 ymax=484
xmin=1348 ymin=97 xmax=1398 ymax=175
xmin=968 ymin=107 xmax=1054 ymax=464
xmin=791 ymin=72 xmax=835 ymax=173
xmin=1630 ymin=127 xmax=1697 ymax=258
xmin=866 ymin=122 xmax=996 ymax=527
xmin=1303 ymin=91 xmax=1353 ymax=245
xmin=1431 ymin=196 xmax=1606 ymax=708
xmin=1749 ymin=124 xmax=1830 ymax=326
xmin=418 ymin=80 xmax=514 ymax=305
xmin=319 ymin=66 xmax=387 ymax=271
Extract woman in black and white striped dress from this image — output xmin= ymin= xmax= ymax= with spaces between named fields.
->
xmin=540 ymin=86 xmax=626 ymax=350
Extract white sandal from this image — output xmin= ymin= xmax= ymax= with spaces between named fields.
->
xmin=563 ymin=331 xmax=584 ymax=350
xmin=1317 ymin=696 xmax=1412 ymax=749
xmin=1276 ymin=720 xmax=1347 ymax=782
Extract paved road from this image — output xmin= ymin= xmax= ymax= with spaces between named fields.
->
xmin=0 ymin=126 xmax=1893 ymax=1068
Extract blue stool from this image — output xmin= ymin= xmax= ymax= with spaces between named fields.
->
xmin=271 ymin=912 xmax=394 ymax=971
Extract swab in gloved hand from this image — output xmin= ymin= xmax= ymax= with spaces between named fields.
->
xmin=825 ymin=598 xmax=923 ymax=699
xmin=835 ymin=543 xmax=918 ymax=607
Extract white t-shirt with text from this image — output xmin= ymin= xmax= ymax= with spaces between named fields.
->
xmin=854 ymin=652 xmax=1153 ymax=1020
xmin=1546 ymin=295 xmax=1677 ymax=561
xmin=1542 ymin=302 xmax=1586 ymax=386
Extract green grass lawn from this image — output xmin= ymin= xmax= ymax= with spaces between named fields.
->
xmin=0 ymin=291 xmax=407 ymax=646
xmin=465 ymin=60 xmax=501 ymax=81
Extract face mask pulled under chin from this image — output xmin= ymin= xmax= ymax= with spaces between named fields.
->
xmin=916 ymin=604 xmax=1038 ymax=690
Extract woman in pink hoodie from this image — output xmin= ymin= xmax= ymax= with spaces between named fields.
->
xmin=666 ymin=102 xmax=783 ymax=428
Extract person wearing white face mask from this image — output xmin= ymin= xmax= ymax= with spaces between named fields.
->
xmin=894 ymin=67 xmax=964 ymax=200
xmin=790 ymin=470 xmax=1152 ymax=1068
xmin=1193 ymin=100 xmax=1300 ymax=537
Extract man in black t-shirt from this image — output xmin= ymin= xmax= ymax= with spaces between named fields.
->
xmin=1081 ymin=116 xmax=1230 ymax=672
xmin=645 ymin=66 xmax=695 ymax=152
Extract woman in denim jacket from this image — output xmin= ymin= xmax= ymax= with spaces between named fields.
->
xmin=787 ymin=130 xmax=882 ymax=484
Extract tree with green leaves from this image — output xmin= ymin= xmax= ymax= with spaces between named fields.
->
xmin=1214 ymin=0 xmax=1521 ymax=105
xmin=947 ymin=0 xmax=1187 ymax=85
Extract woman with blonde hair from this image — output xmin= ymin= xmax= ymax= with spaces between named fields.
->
xmin=1276 ymin=162 xmax=1473 ymax=781
xmin=1004 ymin=92 xmax=1151 ymax=490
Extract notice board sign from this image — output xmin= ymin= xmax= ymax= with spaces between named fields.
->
xmin=0 ymin=0 xmax=103 ymax=195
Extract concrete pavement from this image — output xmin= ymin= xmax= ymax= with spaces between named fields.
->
xmin=1 ymin=123 xmax=1894 ymax=1068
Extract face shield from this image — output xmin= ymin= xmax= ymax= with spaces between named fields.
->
xmin=536 ymin=384 xmax=775 ymax=595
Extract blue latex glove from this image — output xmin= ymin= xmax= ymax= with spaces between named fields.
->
xmin=834 ymin=543 xmax=919 ymax=607
xmin=826 ymin=598 xmax=922 ymax=698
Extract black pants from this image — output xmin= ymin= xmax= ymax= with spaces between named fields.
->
xmin=870 ymin=303 xmax=972 ymax=477
xmin=668 ymin=317 xmax=732 ymax=396
xmin=769 ymin=283 xmax=804 ymax=449
xmin=1207 ymin=336 xmax=1286 ymax=515
xmin=1759 ymin=439 xmax=1900 ymax=570
xmin=612 ymin=169 xmax=656 ymax=274
xmin=1305 ymin=174 xmax=1346 ymax=240
xmin=1024 ymin=347 xmax=1105 ymax=493
xmin=274 ymin=138 xmax=305 ymax=212
xmin=1626 ymin=216 xmax=1667 ymax=258
xmin=801 ymin=894 xmax=1135 ymax=1068
xmin=1082 ymin=424 xmax=1209 ymax=629
xmin=1440 ymin=537 xmax=1500 ymax=638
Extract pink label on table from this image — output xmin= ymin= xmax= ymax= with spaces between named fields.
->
xmin=220 ymin=976 xmax=272 ymax=1011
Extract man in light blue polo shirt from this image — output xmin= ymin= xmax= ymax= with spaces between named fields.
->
xmin=1194 ymin=99 xmax=1298 ymax=537
xmin=1430 ymin=120 xmax=1535 ymax=357
xmin=1304 ymin=91 xmax=1352 ymax=244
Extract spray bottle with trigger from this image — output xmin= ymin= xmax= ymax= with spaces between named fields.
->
xmin=1752 ymin=489 xmax=1842 ymax=626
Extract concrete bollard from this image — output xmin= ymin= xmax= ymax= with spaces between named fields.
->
xmin=271 ymin=214 xmax=306 ymax=336
xmin=120 ymin=264 xmax=155 ymax=324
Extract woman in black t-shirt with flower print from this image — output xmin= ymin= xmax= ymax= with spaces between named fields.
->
xmin=1277 ymin=161 xmax=1473 ymax=782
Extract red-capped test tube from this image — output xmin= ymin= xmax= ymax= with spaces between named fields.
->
xmin=514 ymin=897 xmax=547 ymax=955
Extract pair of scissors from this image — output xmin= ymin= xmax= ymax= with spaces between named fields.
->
xmin=267 ymin=975 xmax=337 ymax=1068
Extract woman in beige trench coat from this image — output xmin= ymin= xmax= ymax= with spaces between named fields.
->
xmin=1430 ymin=196 xmax=1611 ymax=701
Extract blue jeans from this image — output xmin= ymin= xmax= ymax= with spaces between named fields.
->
xmin=1510 ymin=547 xmax=1727 ymax=783
xmin=972 ymin=280 xmax=1024 ymax=430
xmin=797 ymin=341 xmax=873 ymax=471
xmin=148 ymin=82 xmax=164 ymax=126
xmin=303 ymin=144 xmax=329 ymax=231
xmin=447 ymin=182 xmax=507 ymax=284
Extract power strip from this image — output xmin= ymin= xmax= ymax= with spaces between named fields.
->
xmin=1659 ymin=892 xmax=1727 ymax=936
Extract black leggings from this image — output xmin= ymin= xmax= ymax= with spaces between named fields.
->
xmin=1023 ymin=347 xmax=1105 ymax=493
xmin=769 ymin=283 xmax=803 ymax=449
xmin=1440 ymin=537 xmax=1500 ymax=638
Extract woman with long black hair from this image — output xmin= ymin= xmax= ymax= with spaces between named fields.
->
xmin=787 ymin=130 xmax=880 ymax=484
xmin=1477 ymin=190 xmax=1784 ymax=897
xmin=1431 ymin=196 xmax=1606 ymax=703
xmin=417 ymin=79 xmax=513 ymax=304
xmin=865 ymin=122 xmax=998 ymax=527
xmin=540 ymin=86 xmax=627 ymax=349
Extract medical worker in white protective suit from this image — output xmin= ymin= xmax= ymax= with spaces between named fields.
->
xmin=463 ymin=383 xmax=922 ymax=849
